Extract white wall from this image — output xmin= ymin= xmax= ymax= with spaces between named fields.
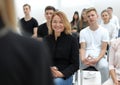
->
xmin=15 ymin=0 xmax=120 ymax=25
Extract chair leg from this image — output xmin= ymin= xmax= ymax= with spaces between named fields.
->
xmin=80 ymin=69 xmax=83 ymax=85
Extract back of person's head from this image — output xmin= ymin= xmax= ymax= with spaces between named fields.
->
xmin=49 ymin=11 xmax=71 ymax=35
xmin=86 ymin=7 xmax=98 ymax=15
xmin=0 ymin=0 xmax=16 ymax=30
xmin=45 ymin=6 xmax=56 ymax=12
xmin=23 ymin=3 xmax=31 ymax=9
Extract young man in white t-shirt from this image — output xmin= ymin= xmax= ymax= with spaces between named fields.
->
xmin=79 ymin=7 xmax=109 ymax=84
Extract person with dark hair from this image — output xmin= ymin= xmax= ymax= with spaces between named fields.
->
xmin=37 ymin=6 xmax=56 ymax=41
xmin=0 ymin=0 xmax=53 ymax=85
xmin=70 ymin=11 xmax=80 ymax=45
xmin=44 ymin=11 xmax=79 ymax=85
xmin=19 ymin=4 xmax=38 ymax=38
xmin=71 ymin=11 xmax=80 ymax=32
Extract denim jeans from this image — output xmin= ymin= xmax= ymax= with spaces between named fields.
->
xmin=54 ymin=76 xmax=73 ymax=85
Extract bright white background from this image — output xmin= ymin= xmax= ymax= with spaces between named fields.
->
xmin=15 ymin=0 xmax=120 ymax=25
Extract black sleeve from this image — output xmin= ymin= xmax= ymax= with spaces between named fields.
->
xmin=33 ymin=19 xmax=38 ymax=27
xmin=61 ymin=37 xmax=79 ymax=78
xmin=37 ymin=25 xmax=43 ymax=37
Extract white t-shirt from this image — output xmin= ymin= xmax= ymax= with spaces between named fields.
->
xmin=79 ymin=25 xmax=109 ymax=58
xmin=110 ymin=15 xmax=120 ymax=29
xmin=101 ymin=22 xmax=117 ymax=40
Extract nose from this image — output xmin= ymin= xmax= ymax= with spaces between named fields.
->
xmin=56 ymin=22 xmax=60 ymax=26
xmin=24 ymin=9 xmax=27 ymax=12
xmin=48 ymin=14 xmax=52 ymax=17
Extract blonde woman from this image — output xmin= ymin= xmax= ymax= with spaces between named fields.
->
xmin=44 ymin=11 xmax=79 ymax=85
xmin=0 ymin=0 xmax=53 ymax=85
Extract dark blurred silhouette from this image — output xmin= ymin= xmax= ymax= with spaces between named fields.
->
xmin=0 ymin=0 xmax=53 ymax=85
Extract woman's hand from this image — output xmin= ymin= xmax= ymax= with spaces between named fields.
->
xmin=82 ymin=58 xmax=91 ymax=66
xmin=88 ymin=58 xmax=99 ymax=66
xmin=51 ymin=66 xmax=64 ymax=78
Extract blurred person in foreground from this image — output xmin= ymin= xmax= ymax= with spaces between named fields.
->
xmin=0 ymin=0 xmax=53 ymax=85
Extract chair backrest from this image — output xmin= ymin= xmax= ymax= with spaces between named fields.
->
xmin=83 ymin=66 xmax=98 ymax=71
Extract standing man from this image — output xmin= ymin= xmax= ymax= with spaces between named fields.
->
xmin=37 ymin=6 xmax=56 ymax=41
xmin=107 ymin=7 xmax=119 ymax=29
xmin=79 ymin=7 xmax=109 ymax=84
xmin=107 ymin=7 xmax=120 ymax=36
xmin=19 ymin=4 xmax=38 ymax=38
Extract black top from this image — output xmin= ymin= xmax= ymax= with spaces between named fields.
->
xmin=0 ymin=30 xmax=53 ymax=85
xmin=44 ymin=32 xmax=79 ymax=79
xmin=37 ymin=23 xmax=48 ymax=38
xmin=19 ymin=17 xmax=38 ymax=37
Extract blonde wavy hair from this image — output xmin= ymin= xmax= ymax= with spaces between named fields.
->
xmin=0 ymin=0 xmax=17 ymax=31
xmin=49 ymin=11 xmax=71 ymax=35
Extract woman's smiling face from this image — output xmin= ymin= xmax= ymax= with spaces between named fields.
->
xmin=52 ymin=15 xmax=64 ymax=34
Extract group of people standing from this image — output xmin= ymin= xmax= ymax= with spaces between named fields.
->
xmin=0 ymin=0 xmax=120 ymax=85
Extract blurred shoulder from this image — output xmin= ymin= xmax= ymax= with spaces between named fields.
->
xmin=9 ymin=31 xmax=43 ymax=46
xmin=38 ymin=23 xmax=46 ymax=28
